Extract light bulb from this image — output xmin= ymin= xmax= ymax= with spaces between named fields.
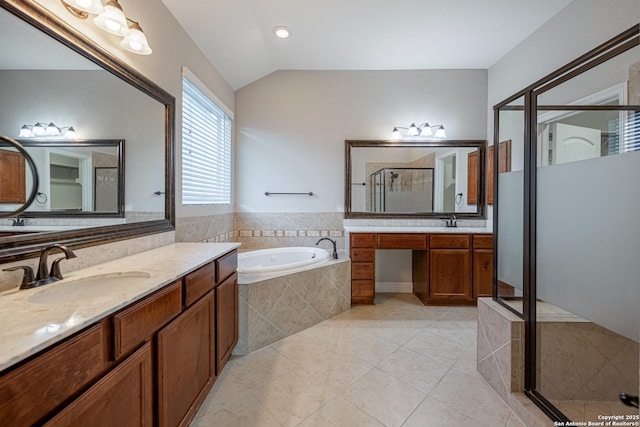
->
xmin=391 ymin=127 xmax=401 ymax=140
xmin=19 ymin=125 xmax=32 ymax=138
xmin=273 ymin=26 xmax=291 ymax=39
xmin=93 ymin=1 xmax=128 ymax=36
xmin=46 ymin=122 xmax=60 ymax=135
xmin=120 ymin=22 xmax=152 ymax=55
xmin=434 ymin=126 xmax=447 ymax=138
xmin=32 ymin=122 xmax=46 ymax=136
xmin=64 ymin=127 xmax=77 ymax=138
xmin=407 ymin=123 xmax=419 ymax=136
xmin=76 ymin=0 xmax=92 ymax=8
xmin=419 ymin=125 xmax=433 ymax=137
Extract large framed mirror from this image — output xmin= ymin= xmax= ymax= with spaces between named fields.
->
xmin=0 ymin=1 xmax=175 ymax=262
xmin=345 ymin=140 xmax=486 ymax=218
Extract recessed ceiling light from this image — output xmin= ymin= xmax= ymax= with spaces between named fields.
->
xmin=273 ymin=26 xmax=291 ymax=39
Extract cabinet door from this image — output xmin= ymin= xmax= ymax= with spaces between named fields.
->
xmin=0 ymin=150 xmax=26 ymax=203
xmin=157 ymin=292 xmax=215 ymax=427
xmin=216 ymin=272 xmax=238 ymax=374
xmin=473 ymin=249 xmax=493 ymax=298
xmin=45 ymin=342 xmax=153 ymax=427
xmin=0 ymin=323 xmax=108 ymax=426
xmin=429 ymin=249 xmax=471 ymax=300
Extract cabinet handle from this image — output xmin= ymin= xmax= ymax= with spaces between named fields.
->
xmin=483 ymin=262 xmax=488 ymax=270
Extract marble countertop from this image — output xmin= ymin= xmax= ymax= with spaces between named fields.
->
xmin=343 ymin=226 xmax=493 ymax=233
xmin=0 ymin=242 xmax=240 ymax=372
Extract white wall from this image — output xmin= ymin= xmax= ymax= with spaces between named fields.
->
xmin=35 ymin=0 xmax=236 ymax=218
xmin=235 ymin=69 xmax=488 ymax=213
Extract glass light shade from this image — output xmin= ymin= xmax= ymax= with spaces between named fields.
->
xmin=19 ymin=125 xmax=32 ymax=138
xmin=64 ymin=127 xmax=77 ymax=138
xmin=93 ymin=1 xmax=128 ymax=36
xmin=32 ymin=122 xmax=46 ymax=136
xmin=62 ymin=0 xmax=105 ymax=14
xmin=419 ymin=125 xmax=433 ymax=137
xmin=391 ymin=127 xmax=401 ymax=140
xmin=407 ymin=123 xmax=419 ymax=136
xmin=434 ymin=125 xmax=447 ymax=138
xmin=120 ymin=23 xmax=152 ymax=55
xmin=46 ymin=122 xmax=61 ymax=135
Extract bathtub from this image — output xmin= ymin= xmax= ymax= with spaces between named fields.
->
xmin=234 ymin=247 xmax=351 ymax=355
xmin=237 ymin=246 xmax=330 ymax=275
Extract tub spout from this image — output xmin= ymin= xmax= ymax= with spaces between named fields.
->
xmin=316 ymin=238 xmax=338 ymax=259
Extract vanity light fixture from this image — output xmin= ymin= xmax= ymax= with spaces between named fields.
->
xmin=391 ymin=122 xmax=446 ymax=139
xmin=60 ymin=0 xmax=152 ymax=55
xmin=273 ymin=26 xmax=291 ymax=39
xmin=19 ymin=122 xmax=76 ymax=138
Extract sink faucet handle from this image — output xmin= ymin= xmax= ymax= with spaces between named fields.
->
xmin=49 ymin=257 xmax=67 ymax=280
xmin=3 ymin=265 xmax=35 ymax=289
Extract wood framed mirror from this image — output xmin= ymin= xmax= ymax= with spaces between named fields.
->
xmin=0 ymin=1 xmax=175 ymax=263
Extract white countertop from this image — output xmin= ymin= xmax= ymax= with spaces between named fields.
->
xmin=343 ymin=226 xmax=492 ymax=233
xmin=0 ymin=242 xmax=240 ymax=372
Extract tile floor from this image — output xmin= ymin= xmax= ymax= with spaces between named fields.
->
xmin=191 ymin=293 xmax=527 ymax=427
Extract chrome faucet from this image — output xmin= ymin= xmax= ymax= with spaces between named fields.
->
xmin=316 ymin=238 xmax=338 ymax=259
xmin=3 ymin=244 xmax=77 ymax=289
xmin=445 ymin=215 xmax=457 ymax=228
xmin=10 ymin=216 xmax=25 ymax=226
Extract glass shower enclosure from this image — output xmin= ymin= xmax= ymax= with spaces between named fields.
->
xmin=369 ymin=167 xmax=434 ymax=213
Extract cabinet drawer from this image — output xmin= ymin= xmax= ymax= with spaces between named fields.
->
xmin=352 ymin=280 xmax=375 ymax=298
xmin=185 ymin=262 xmax=215 ymax=307
xmin=0 ymin=324 xmax=108 ymax=427
xmin=350 ymin=233 xmax=375 ymax=248
xmin=430 ymin=234 xmax=470 ymax=249
xmin=114 ymin=280 xmax=182 ymax=359
xmin=473 ymin=234 xmax=493 ymax=249
xmin=352 ymin=263 xmax=374 ymax=280
xmin=217 ymin=250 xmax=238 ymax=283
xmin=351 ymin=248 xmax=374 ymax=262
xmin=377 ymin=233 xmax=427 ymax=249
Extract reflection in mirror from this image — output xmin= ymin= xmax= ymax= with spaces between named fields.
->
xmin=5 ymin=139 xmax=124 ymax=216
xmin=0 ymin=1 xmax=174 ymax=262
xmin=346 ymin=140 xmax=486 ymax=218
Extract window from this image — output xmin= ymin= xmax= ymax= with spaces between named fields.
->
xmin=181 ymin=73 xmax=232 ymax=205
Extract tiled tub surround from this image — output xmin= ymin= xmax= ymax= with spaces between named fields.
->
xmin=477 ymin=298 xmax=639 ymax=425
xmin=236 ymin=212 xmax=345 ymax=250
xmin=175 ymin=213 xmax=235 ymax=243
xmin=235 ymin=257 xmax=351 ymax=355
xmin=0 ymin=242 xmax=239 ymax=371
xmin=0 ymin=230 xmax=175 ymax=292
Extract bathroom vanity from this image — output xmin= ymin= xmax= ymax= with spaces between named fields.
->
xmin=347 ymin=228 xmax=493 ymax=305
xmin=0 ymin=243 xmax=239 ymax=427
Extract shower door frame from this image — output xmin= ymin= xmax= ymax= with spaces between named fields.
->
xmin=492 ymin=24 xmax=640 ymax=422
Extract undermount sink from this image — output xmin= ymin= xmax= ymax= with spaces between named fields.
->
xmin=28 ymin=271 xmax=151 ymax=305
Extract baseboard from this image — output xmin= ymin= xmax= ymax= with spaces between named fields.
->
xmin=375 ymin=282 xmax=413 ymax=293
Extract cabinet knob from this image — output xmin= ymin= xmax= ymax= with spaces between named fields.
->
xmin=483 ymin=262 xmax=488 ymax=270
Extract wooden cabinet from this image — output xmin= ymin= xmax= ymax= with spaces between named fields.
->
xmin=45 ymin=342 xmax=153 ymax=427
xmin=349 ymin=233 xmax=376 ymax=304
xmin=473 ymin=234 xmax=493 ymax=298
xmin=0 ymin=323 xmax=109 ymax=426
xmin=158 ymin=292 xmax=216 ymax=427
xmin=0 ymin=149 xmax=26 ymax=203
xmin=349 ymin=232 xmax=493 ymax=306
xmin=0 ymin=249 xmax=239 ymax=426
xmin=216 ymin=272 xmax=238 ymax=374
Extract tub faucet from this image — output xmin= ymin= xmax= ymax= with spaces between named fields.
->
xmin=316 ymin=238 xmax=338 ymax=259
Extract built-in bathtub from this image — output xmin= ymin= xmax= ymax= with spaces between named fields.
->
xmin=234 ymin=247 xmax=351 ymax=355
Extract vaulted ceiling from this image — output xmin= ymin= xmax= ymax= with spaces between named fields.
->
xmin=161 ymin=0 xmax=573 ymax=90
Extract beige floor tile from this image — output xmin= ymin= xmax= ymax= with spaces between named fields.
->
xmin=342 ymin=368 xmax=426 ymax=427
xmin=402 ymin=396 xmax=488 ymax=427
xmin=190 ymin=394 xmax=281 ymax=427
xmin=402 ymin=331 xmax=468 ymax=367
xmin=429 ymin=369 xmax=513 ymax=426
xmin=196 ymin=294 xmax=532 ymax=427
xmin=376 ymin=347 xmax=451 ymax=394
xmin=248 ymin=369 xmax=340 ymax=427
xmin=297 ymin=396 xmax=385 ymax=427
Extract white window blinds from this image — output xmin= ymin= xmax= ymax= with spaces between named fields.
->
xmin=181 ymin=76 xmax=232 ymax=205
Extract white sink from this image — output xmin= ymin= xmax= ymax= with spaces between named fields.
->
xmin=28 ymin=271 xmax=151 ymax=305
